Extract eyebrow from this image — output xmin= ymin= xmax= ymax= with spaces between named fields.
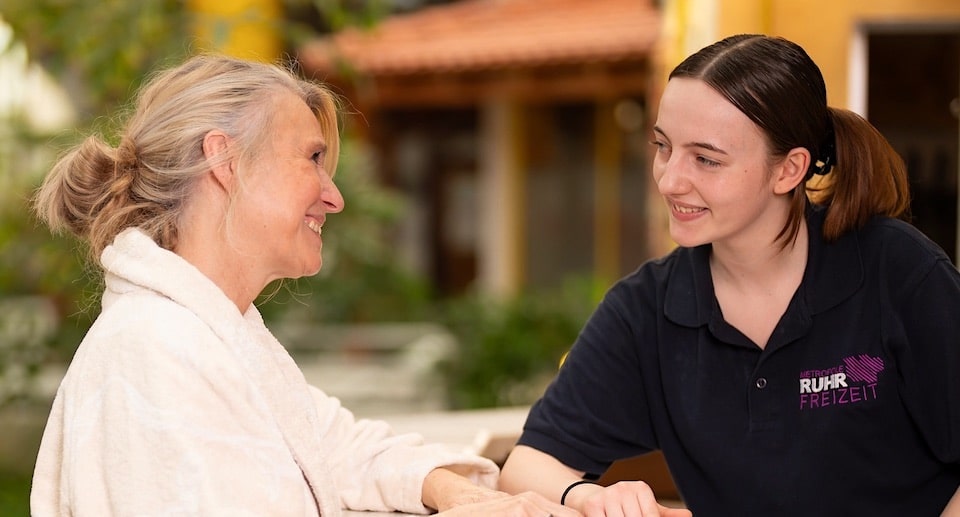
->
xmin=653 ymin=126 xmax=728 ymax=155
xmin=308 ymin=139 xmax=328 ymax=153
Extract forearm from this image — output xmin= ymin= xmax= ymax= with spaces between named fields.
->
xmin=501 ymin=446 xmax=693 ymax=517
xmin=499 ymin=445 xmax=586 ymax=502
xmin=422 ymin=465 xmax=504 ymax=512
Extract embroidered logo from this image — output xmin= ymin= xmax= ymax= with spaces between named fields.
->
xmin=798 ymin=354 xmax=884 ymax=410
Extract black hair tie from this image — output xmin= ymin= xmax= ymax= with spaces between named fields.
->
xmin=806 ymin=119 xmax=837 ymax=179
xmin=560 ymin=480 xmax=598 ymax=505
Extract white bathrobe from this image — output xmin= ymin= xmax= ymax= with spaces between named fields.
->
xmin=31 ymin=228 xmax=498 ymax=516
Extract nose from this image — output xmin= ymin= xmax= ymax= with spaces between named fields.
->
xmin=655 ymin=156 xmax=687 ymax=196
xmin=322 ymin=174 xmax=345 ymax=213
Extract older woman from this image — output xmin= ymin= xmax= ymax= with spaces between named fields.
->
xmin=31 ymin=54 xmax=574 ymax=517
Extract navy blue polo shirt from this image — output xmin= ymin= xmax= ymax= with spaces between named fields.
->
xmin=519 ymin=208 xmax=960 ymax=516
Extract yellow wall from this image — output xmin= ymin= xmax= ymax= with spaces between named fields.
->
xmin=689 ymin=0 xmax=960 ymax=109
xmin=186 ymin=0 xmax=282 ymax=61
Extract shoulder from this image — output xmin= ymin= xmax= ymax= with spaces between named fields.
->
xmin=91 ymin=289 xmax=215 ymax=350
xmin=615 ymin=247 xmax=692 ymax=292
xmin=864 ymin=216 xmax=945 ymax=251
xmin=67 ymin=289 xmax=239 ymax=394
xmin=858 ymin=216 xmax=952 ymax=272
xmin=600 ymin=246 xmax=702 ymax=323
xmin=841 ymin=216 xmax=959 ymax=302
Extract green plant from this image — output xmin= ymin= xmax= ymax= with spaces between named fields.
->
xmin=437 ymin=276 xmax=604 ymax=409
xmin=1 ymin=0 xmax=192 ymax=121
xmin=0 ymin=467 xmax=30 ymax=517
xmin=0 ymin=0 xmax=191 ymax=406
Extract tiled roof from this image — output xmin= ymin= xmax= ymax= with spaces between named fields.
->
xmin=299 ymin=0 xmax=661 ymax=76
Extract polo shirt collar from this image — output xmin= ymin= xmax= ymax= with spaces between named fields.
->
xmin=802 ymin=207 xmax=864 ymax=314
xmin=664 ymin=206 xmax=864 ymax=329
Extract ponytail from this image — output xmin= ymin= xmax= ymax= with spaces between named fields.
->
xmin=34 ymin=136 xmax=120 ymax=260
xmin=810 ymin=108 xmax=911 ymax=240
xmin=34 ymin=134 xmax=181 ymax=266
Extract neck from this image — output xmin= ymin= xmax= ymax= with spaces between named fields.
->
xmin=710 ymin=221 xmax=808 ymax=292
xmin=176 ymin=235 xmax=261 ymax=314
xmin=174 ymin=186 xmax=264 ymax=314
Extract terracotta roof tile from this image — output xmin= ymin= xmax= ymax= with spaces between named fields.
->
xmin=300 ymin=0 xmax=661 ymax=76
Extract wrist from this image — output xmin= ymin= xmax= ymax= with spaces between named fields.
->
xmin=423 ymin=467 xmax=492 ymax=511
xmin=423 ymin=468 xmax=460 ymax=510
xmin=560 ymin=480 xmax=599 ymax=508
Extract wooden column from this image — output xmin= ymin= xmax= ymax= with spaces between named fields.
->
xmin=594 ymin=99 xmax=622 ymax=284
xmin=478 ymin=99 xmax=526 ymax=297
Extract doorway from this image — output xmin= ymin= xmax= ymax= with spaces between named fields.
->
xmin=865 ymin=28 xmax=960 ymax=263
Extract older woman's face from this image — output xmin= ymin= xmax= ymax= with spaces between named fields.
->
xmin=232 ymin=91 xmax=344 ymax=286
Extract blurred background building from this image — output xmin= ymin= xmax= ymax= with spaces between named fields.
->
xmin=299 ymin=0 xmax=659 ymax=297
xmin=177 ymin=0 xmax=960 ymax=299
xmin=297 ymin=0 xmax=960 ymax=301
xmin=1 ymin=0 xmax=959 ymax=513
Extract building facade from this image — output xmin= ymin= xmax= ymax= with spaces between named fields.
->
xmin=299 ymin=0 xmax=662 ymax=297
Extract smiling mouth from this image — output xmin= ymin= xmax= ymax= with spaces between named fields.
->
xmin=306 ymin=219 xmax=323 ymax=236
xmin=673 ymin=204 xmax=705 ymax=214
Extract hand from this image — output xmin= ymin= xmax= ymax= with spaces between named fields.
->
xmin=436 ymin=490 xmax=581 ymax=516
xmin=566 ymin=481 xmax=692 ymax=517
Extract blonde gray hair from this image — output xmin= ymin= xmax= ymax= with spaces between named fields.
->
xmin=34 ymin=54 xmax=342 ymax=266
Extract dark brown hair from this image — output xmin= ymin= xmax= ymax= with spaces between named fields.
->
xmin=669 ymin=34 xmax=910 ymax=244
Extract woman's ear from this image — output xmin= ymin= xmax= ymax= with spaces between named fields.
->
xmin=202 ymin=130 xmax=235 ymax=192
xmin=773 ymin=147 xmax=811 ymax=195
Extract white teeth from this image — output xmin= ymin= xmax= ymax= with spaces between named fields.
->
xmin=674 ymin=204 xmax=703 ymax=214
xmin=306 ymin=219 xmax=323 ymax=236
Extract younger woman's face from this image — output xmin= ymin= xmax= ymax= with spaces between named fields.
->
xmin=651 ymin=77 xmax=787 ymax=250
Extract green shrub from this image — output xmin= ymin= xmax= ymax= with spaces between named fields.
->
xmin=437 ymin=276 xmax=603 ymax=409
xmin=0 ymin=468 xmax=30 ymax=517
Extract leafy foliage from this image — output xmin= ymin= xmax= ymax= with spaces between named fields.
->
xmin=438 ymin=276 xmax=603 ymax=409
xmin=1 ymin=0 xmax=192 ymax=120
xmin=0 ymin=467 xmax=30 ymax=517
xmin=0 ymin=0 xmax=192 ymax=406
xmin=0 ymin=110 xmax=97 ymax=404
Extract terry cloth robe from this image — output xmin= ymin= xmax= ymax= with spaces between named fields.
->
xmin=31 ymin=227 xmax=498 ymax=516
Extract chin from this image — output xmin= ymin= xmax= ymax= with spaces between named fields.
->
xmin=668 ymin=228 xmax=707 ymax=249
xmin=293 ymin=247 xmax=324 ymax=278
xmin=282 ymin=263 xmax=322 ymax=281
xmin=305 ymin=261 xmax=323 ymax=277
